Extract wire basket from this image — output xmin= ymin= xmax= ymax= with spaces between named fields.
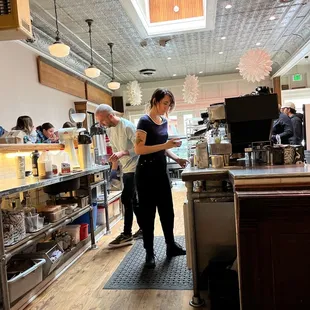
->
xmin=3 ymin=224 xmax=14 ymax=246
xmin=2 ymin=210 xmax=26 ymax=246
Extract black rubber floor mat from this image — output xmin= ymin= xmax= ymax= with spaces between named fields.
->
xmin=104 ymin=236 xmax=192 ymax=290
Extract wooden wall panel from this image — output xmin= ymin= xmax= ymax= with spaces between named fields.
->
xmin=150 ymin=0 xmax=203 ymax=23
xmin=74 ymin=101 xmax=88 ymax=129
xmin=86 ymin=82 xmax=112 ymax=106
xmin=273 ymin=76 xmax=282 ymax=108
xmin=37 ymin=57 xmax=86 ymax=99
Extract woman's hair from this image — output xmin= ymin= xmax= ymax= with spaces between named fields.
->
xmin=62 ymin=122 xmax=74 ymax=128
xmin=37 ymin=122 xmax=54 ymax=132
xmin=12 ymin=116 xmax=33 ymax=135
xmin=149 ymin=88 xmax=175 ymax=113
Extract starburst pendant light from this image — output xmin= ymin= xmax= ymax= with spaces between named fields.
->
xmin=84 ymin=19 xmax=100 ymax=78
xmin=107 ymin=43 xmax=120 ymax=90
xmin=48 ymin=0 xmax=70 ymax=58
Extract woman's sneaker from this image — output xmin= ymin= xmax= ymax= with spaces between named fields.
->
xmin=109 ymin=233 xmax=133 ymax=248
xmin=132 ymin=229 xmax=143 ymax=240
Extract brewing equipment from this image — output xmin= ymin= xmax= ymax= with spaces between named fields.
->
xmin=90 ymin=123 xmax=106 ymax=165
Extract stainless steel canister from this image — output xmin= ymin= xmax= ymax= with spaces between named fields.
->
xmin=223 ymin=154 xmax=230 ymax=166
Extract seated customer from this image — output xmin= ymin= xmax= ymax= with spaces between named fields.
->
xmin=36 ymin=123 xmax=59 ymax=143
xmin=62 ymin=122 xmax=74 ymax=128
xmin=12 ymin=116 xmax=37 ymax=143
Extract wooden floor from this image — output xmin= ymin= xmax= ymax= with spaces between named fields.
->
xmin=26 ymin=181 xmax=209 ymax=310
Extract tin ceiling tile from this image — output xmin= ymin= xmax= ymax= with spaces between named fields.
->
xmin=29 ymin=0 xmax=310 ymax=85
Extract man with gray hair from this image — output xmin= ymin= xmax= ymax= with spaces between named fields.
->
xmin=96 ymin=104 xmax=142 ymax=247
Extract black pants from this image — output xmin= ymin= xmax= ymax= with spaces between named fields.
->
xmin=121 ymin=172 xmax=142 ymax=235
xmin=136 ymin=157 xmax=175 ymax=252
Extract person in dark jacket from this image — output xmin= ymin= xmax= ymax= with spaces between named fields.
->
xmin=272 ymin=111 xmax=293 ymax=144
xmin=281 ymin=102 xmax=303 ymax=145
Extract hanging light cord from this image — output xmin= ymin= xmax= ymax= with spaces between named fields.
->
xmin=53 ymin=0 xmax=60 ymax=40
xmin=109 ymin=43 xmax=115 ymax=80
xmin=88 ymin=22 xmax=94 ymax=65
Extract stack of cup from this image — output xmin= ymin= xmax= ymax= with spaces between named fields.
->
xmin=16 ymin=156 xmax=25 ymax=179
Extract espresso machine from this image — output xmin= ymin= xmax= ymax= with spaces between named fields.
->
xmin=224 ymin=93 xmax=304 ymax=166
xmin=205 ymin=104 xmax=232 ymax=166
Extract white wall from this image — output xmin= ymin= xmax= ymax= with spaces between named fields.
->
xmin=282 ymin=88 xmax=310 ymax=112
xmin=115 ymin=73 xmax=273 ymax=114
xmin=281 ymin=64 xmax=310 ymax=89
xmin=0 ymin=41 xmax=80 ymax=131
xmin=114 ymin=73 xmax=272 ymax=135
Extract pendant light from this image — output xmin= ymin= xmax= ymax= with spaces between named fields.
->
xmin=48 ymin=0 xmax=70 ymax=58
xmin=84 ymin=19 xmax=100 ymax=78
xmin=107 ymin=43 xmax=120 ymax=90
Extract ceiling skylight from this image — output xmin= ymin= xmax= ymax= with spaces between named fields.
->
xmin=120 ymin=0 xmax=217 ymax=37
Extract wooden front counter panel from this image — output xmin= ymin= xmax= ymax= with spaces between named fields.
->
xmin=182 ymin=165 xmax=310 ymax=310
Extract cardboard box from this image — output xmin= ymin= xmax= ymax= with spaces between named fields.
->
xmin=0 ymin=130 xmax=25 ymax=144
xmin=113 ymin=199 xmax=121 ymax=216
xmin=108 ymin=203 xmax=114 ymax=221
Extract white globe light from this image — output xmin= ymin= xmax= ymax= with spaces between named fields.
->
xmin=84 ymin=65 xmax=100 ymax=78
xmin=108 ymin=80 xmax=120 ymax=90
xmin=48 ymin=41 xmax=70 ymax=58
xmin=71 ymin=113 xmax=86 ymax=123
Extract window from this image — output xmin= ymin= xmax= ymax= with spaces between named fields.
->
xmin=129 ymin=114 xmax=144 ymax=127
xmin=168 ymin=115 xmax=178 ymax=135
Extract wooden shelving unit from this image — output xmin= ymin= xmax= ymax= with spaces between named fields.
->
xmin=11 ymin=215 xmax=122 ymax=310
xmin=0 ymin=166 xmax=111 ymax=310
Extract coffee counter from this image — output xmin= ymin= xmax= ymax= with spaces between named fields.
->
xmin=182 ymin=164 xmax=310 ymax=309
xmin=182 ymin=164 xmax=310 ymax=181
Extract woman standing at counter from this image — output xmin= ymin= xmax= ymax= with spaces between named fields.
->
xmin=36 ymin=123 xmax=59 ymax=143
xmin=134 ymin=88 xmax=188 ymax=268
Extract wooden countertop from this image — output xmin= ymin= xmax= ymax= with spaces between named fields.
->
xmin=0 ymin=143 xmax=65 ymax=153
xmin=182 ymin=166 xmax=231 ymax=181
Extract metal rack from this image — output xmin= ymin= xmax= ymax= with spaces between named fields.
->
xmin=185 ymin=118 xmax=207 ymax=160
xmin=0 ymin=165 xmax=110 ymax=310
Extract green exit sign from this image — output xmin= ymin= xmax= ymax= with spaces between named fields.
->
xmin=293 ymin=74 xmax=302 ymax=82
